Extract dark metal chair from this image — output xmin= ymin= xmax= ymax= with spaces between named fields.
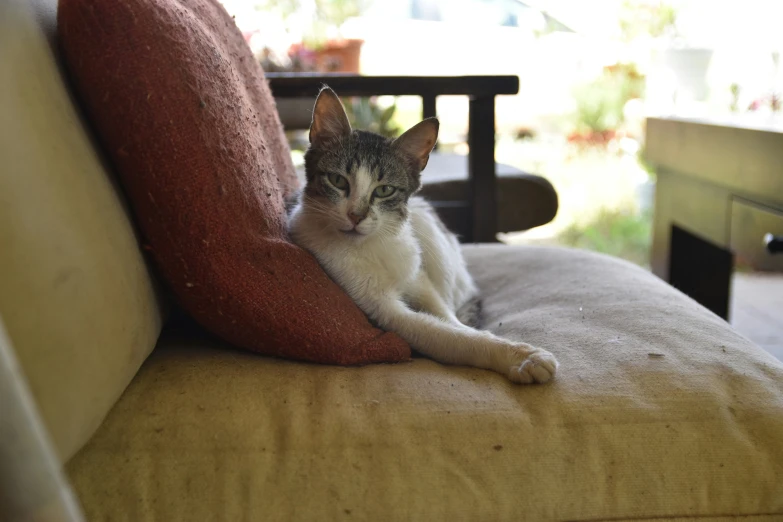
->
xmin=268 ymin=73 xmax=558 ymax=242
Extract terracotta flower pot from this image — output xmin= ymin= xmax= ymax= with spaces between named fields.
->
xmin=567 ymin=129 xmax=617 ymax=148
xmin=313 ymin=38 xmax=364 ymax=73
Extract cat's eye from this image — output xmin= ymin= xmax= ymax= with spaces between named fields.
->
xmin=373 ymin=185 xmax=396 ymax=198
xmin=328 ymin=172 xmax=349 ymax=190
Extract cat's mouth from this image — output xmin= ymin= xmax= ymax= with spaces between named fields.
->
xmin=340 ymin=229 xmax=364 ymax=237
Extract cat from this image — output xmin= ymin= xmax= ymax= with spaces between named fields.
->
xmin=287 ymin=87 xmax=558 ymax=384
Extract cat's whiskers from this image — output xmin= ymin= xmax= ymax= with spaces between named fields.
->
xmin=374 ymin=221 xmax=401 ymax=246
xmin=301 ymin=201 xmax=343 ymax=228
xmin=301 ymin=198 xmax=337 ymax=216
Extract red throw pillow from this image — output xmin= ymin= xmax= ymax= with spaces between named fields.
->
xmin=58 ymin=0 xmax=409 ymax=364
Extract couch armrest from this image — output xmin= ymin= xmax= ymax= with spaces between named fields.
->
xmin=0 ymin=318 xmax=84 ymax=522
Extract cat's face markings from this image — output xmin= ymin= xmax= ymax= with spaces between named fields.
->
xmin=313 ymin=161 xmax=402 ymax=237
xmin=303 ymin=86 xmax=439 ymax=240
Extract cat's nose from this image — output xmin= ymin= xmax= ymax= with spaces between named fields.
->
xmin=347 ymin=211 xmax=367 ymax=226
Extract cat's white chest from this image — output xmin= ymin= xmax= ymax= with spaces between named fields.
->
xmin=355 ymin=229 xmax=421 ymax=290
xmin=294 ymin=219 xmax=422 ymax=302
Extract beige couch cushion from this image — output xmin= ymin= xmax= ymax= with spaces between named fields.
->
xmin=0 ymin=0 xmax=163 ymax=461
xmin=67 ymin=245 xmax=783 ymax=521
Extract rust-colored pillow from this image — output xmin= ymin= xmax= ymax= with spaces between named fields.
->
xmin=57 ymin=0 xmax=409 ymax=364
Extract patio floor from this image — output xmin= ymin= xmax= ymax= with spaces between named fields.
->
xmin=730 ymin=272 xmax=783 ymax=362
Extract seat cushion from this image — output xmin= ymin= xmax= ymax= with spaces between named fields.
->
xmin=0 ymin=0 xmax=163 ymax=462
xmin=67 ymin=245 xmax=783 ymax=521
xmin=57 ymin=0 xmax=409 ymax=365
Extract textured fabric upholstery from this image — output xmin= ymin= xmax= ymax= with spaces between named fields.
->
xmin=67 ymin=245 xmax=783 ymax=521
xmin=0 ymin=0 xmax=163 ymax=462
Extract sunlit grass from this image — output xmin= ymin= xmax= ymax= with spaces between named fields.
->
xmin=498 ymin=136 xmax=654 ymax=267
xmin=557 ymin=207 xmax=652 ymax=267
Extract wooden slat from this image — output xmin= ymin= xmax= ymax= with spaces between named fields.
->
xmin=267 ymin=74 xmax=519 ymax=98
xmin=422 ymin=94 xmax=437 ymax=119
xmin=422 ymin=94 xmax=438 ymax=150
xmin=468 ymin=95 xmax=498 ymax=242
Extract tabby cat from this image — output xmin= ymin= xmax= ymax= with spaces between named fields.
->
xmin=288 ymin=87 xmax=558 ymax=384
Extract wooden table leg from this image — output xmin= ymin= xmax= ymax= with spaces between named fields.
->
xmin=669 ymin=225 xmax=734 ymax=320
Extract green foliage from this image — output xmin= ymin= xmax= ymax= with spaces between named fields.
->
xmin=572 ymin=63 xmax=645 ymax=135
xmin=306 ymin=0 xmax=371 ymax=46
xmin=315 ymin=0 xmax=371 ymax=28
xmin=572 ymin=81 xmax=626 ymax=134
xmin=255 ymin=0 xmax=372 ymax=45
xmin=618 ymin=0 xmax=678 ymax=42
xmin=558 ymin=208 xmax=652 ymax=267
xmin=343 ymin=98 xmax=400 ymax=138
xmin=253 ymin=0 xmax=301 ymax=26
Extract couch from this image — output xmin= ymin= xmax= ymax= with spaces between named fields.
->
xmin=2 ymin=0 xmax=783 ymax=521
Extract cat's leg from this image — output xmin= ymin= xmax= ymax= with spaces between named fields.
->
xmin=362 ymin=294 xmax=558 ymax=384
xmin=406 ymin=277 xmax=465 ymax=327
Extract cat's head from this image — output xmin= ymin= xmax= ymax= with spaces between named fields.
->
xmin=301 ymin=87 xmax=438 ymax=239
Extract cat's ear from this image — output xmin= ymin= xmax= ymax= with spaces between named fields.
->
xmin=309 ymin=87 xmax=352 ymax=146
xmin=393 ymin=117 xmax=439 ymax=171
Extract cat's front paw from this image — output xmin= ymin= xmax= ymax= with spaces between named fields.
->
xmin=508 ymin=349 xmax=558 ymax=384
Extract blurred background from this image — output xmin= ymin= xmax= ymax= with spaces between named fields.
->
xmin=221 ymin=0 xmax=783 ymax=268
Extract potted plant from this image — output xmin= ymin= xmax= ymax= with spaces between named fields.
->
xmin=343 ymin=97 xmax=399 ymax=138
xmin=302 ymin=0 xmax=370 ymax=73
xmin=251 ymin=0 xmax=372 ymax=129
xmin=255 ymin=0 xmax=371 ymax=73
xmin=619 ymin=0 xmax=712 ymax=103
xmin=568 ymin=63 xmax=644 ymax=149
